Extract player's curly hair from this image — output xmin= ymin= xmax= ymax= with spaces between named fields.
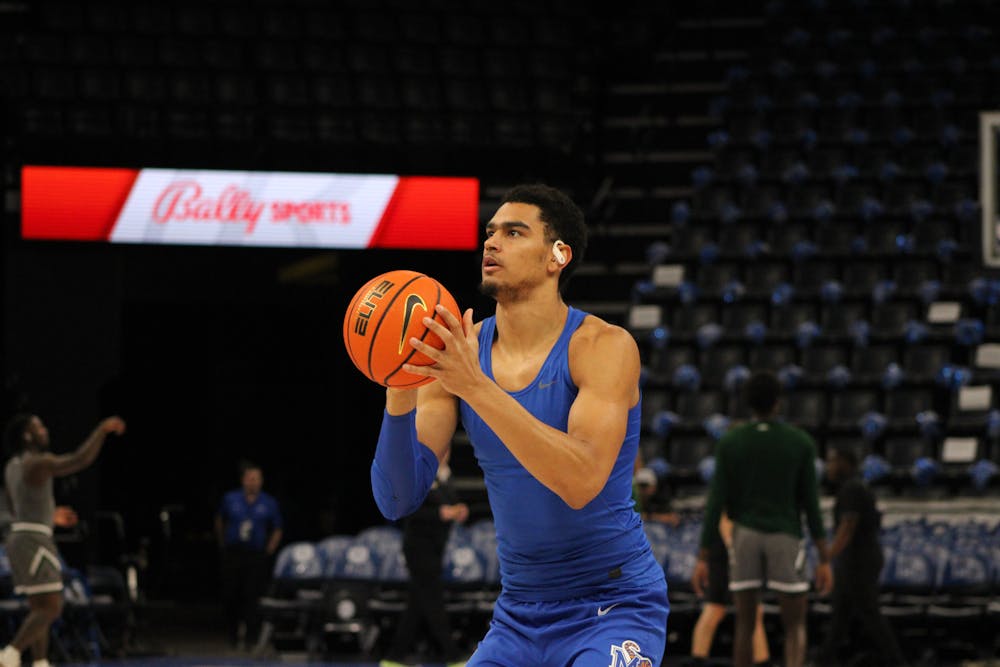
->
xmin=501 ymin=184 xmax=587 ymax=292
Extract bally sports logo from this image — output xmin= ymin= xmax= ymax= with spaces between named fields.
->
xmin=22 ymin=166 xmax=479 ymax=250
xmin=152 ymin=181 xmax=353 ymax=234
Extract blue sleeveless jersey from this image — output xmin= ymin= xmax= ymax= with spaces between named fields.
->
xmin=459 ymin=307 xmax=663 ymax=601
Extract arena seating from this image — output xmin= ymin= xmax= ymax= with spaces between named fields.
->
xmin=0 ymin=0 xmax=591 ymax=178
xmin=256 ymin=522 xmax=498 ymax=659
xmin=564 ymin=0 xmax=1000 ymax=501
xmin=255 ymin=510 xmax=1000 ymax=659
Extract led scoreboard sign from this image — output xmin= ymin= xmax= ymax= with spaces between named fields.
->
xmin=21 ymin=166 xmax=479 ymax=251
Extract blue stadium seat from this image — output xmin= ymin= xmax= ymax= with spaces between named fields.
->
xmin=698 ymin=345 xmax=746 ymax=388
xmin=337 ymin=544 xmax=380 ymax=581
xmin=884 ymin=390 xmax=936 ymax=431
xmin=850 ymin=344 xmax=898 ymax=384
xmin=257 ymin=543 xmax=327 ymax=657
xmin=782 ymin=390 xmax=827 ymax=433
xmin=315 ymin=536 xmax=353 ymax=576
xmin=829 ymin=389 xmax=880 ymax=431
xmin=443 ymin=545 xmax=485 ymax=585
xmin=666 ymin=434 xmax=715 ymax=483
xmin=354 ymin=526 xmax=403 ymax=562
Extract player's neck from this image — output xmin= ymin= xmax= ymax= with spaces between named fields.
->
xmin=494 ymin=292 xmax=568 ymax=355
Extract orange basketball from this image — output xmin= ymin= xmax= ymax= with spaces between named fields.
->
xmin=343 ymin=270 xmax=461 ymax=388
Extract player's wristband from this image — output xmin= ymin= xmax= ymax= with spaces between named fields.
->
xmin=371 ymin=409 xmax=438 ymax=520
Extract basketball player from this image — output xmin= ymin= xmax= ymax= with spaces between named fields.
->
xmin=692 ymin=372 xmax=831 ymax=667
xmin=371 ymin=184 xmax=668 ymax=666
xmin=1 ymin=414 xmax=126 ymax=667
xmin=689 ymin=514 xmax=770 ymax=667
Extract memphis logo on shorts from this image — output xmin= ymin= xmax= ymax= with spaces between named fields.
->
xmin=608 ymin=640 xmax=652 ymax=667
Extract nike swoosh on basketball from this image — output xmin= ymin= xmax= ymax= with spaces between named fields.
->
xmin=597 ymin=602 xmax=622 ymax=616
xmin=398 ymin=293 xmax=428 ymax=354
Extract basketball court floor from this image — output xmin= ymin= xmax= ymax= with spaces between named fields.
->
xmin=59 ymin=659 xmax=703 ymax=667
xmin=62 ymin=660 xmax=443 ymax=667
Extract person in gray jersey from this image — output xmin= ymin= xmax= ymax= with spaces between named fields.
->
xmin=0 ymin=413 xmax=125 ymax=667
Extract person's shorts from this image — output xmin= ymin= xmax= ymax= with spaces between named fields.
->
xmin=729 ymin=523 xmax=808 ymax=594
xmin=706 ymin=539 xmax=731 ymax=605
xmin=466 ymin=581 xmax=669 ymax=667
xmin=6 ymin=523 xmax=63 ymax=596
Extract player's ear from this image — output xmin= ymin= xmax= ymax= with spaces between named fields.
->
xmin=551 ymin=240 xmax=571 ymax=266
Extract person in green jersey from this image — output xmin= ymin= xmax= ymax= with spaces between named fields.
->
xmin=692 ymin=372 xmax=832 ymax=667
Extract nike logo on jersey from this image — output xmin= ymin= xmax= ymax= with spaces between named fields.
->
xmin=539 ymin=379 xmax=556 ymax=389
xmin=399 ymin=293 xmax=428 ymax=354
xmin=597 ymin=602 xmax=622 ymax=616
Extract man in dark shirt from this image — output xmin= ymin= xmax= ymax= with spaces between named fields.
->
xmin=818 ymin=445 xmax=907 ymax=667
xmin=381 ymin=461 xmax=469 ymax=667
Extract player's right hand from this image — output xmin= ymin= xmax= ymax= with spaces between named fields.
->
xmin=691 ymin=558 xmax=709 ymax=597
xmin=99 ymin=416 xmax=126 ymax=436
xmin=814 ymin=561 xmax=833 ymax=596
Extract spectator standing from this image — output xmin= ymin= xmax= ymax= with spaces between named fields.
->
xmin=215 ymin=461 xmax=283 ymax=650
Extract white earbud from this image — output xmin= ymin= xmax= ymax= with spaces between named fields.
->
xmin=552 ymin=240 xmax=567 ymax=265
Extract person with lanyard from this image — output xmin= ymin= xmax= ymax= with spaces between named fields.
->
xmin=692 ymin=372 xmax=832 ymax=667
xmin=215 ymin=461 xmax=283 ymax=650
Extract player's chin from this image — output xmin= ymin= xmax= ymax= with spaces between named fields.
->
xmin=478 ymin=277 xmax=500 ymax=298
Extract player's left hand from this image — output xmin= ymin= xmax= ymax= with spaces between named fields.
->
xmin=404 ymin=306 xmax=486 ymax=398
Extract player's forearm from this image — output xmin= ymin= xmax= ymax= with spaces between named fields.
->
xmin=828 ymin=520 xmax=856 ymax=559
xmin=61 ymin=427 xmax=109 ymax=475
xmin=461 ymin=381 xmax=607 ymax=509
xmin=814 ymin=537 xmax=831 ymax=563
xmin=371 ymin=410 xmax=439 ymax=520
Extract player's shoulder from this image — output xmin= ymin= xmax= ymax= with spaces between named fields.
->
xmin=570 ymin=314 xmax=638 ymax=355
xmin=19 ymin=450 xmax=52 ymax=466
xmin=838 ymin=476 xmax=864 ymax=493
xmin=718 ymin=421 xmax=753 ymax=444
xmin=837 ymin=477 xmax=872 ymax=505
xmin=781 ymin=422 xmax=817 ymax=446
xmin=568 ymin=314 xmax=640 ymax=388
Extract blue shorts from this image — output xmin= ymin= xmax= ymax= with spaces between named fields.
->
xmin=466 ymin=582 xmax=669 ymax=667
